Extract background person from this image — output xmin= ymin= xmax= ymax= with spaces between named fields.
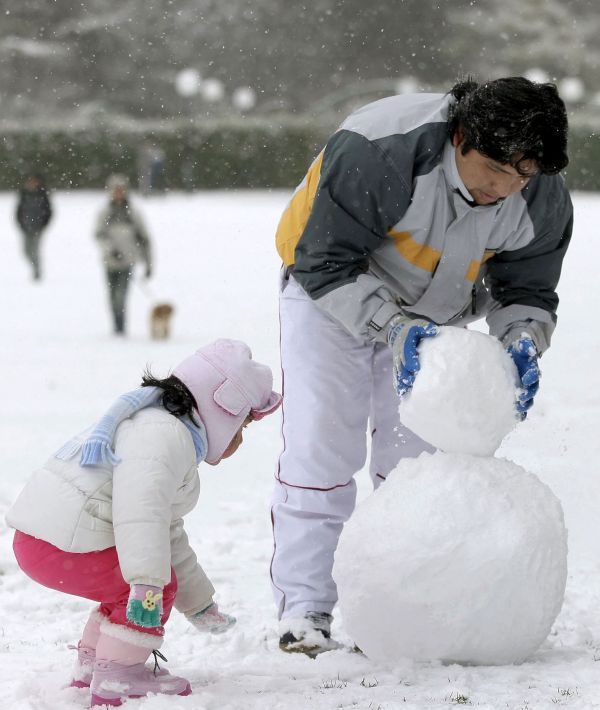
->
xmin=137 ymin=141 xmax=167 ymax=194
xmin=95 ymin=173 xmax=152 ymax=335
xmin=271 ymin=77 xmax=573 ymax=655
xmin=15 ymin=173 xmax=52 ymax=280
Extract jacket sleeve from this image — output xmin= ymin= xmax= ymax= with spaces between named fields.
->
xmin=112 ymin=418 xmax=190 ymax=588
xmin=289 ymin=129 xmax=413 ymax=340
xmin=132 ymin=210 xmax=152 ymax=268
xmin=169 ymin=518 xmax=215 ymax=615
xmin=16 ymin=194 xmax=25 ymax=228
xmin=41 ymin=192 xmax=52 ymax=227
xmin=95 ymin=209 xmax=109 ymax=242
xmin=486 ymin=175 xmax=573 ymax=353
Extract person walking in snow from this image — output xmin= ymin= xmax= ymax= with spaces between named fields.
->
xmin=272 ymin=76 xmax=573 ymax=656
xmin=6 ymin=339 xmax=281 ymax=707
xmin=95 ymin=173 xmax=152 ymax=335
xmin=15 ymin=173 xmax=52 ymax=280
xmin=137 ymin=141 xmax=167 ymax=194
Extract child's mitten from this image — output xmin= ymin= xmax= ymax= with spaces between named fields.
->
xmin=126 ymin=584 xmax=164 ymax=628
xmin=187 ymin=602 xmax=236 ymax=634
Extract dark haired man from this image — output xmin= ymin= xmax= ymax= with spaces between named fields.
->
xmin=271 ymin=77 xmax=573 ymax=655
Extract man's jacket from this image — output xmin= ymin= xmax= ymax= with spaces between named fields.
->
xmin=276 ymin=92 xmax=573 ymax=352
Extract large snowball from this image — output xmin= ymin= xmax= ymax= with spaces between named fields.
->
xmin=334 ymin=452 xmax=568 ymax=665
xmin=400 ymin=327 xmax=518 ymax=456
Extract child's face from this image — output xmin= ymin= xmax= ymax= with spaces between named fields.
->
xmin=209 ymin=416 xmax=252 ymax=465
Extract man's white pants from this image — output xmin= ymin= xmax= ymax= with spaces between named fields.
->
xmin=271 ymin=276 xmax=433 ymax=620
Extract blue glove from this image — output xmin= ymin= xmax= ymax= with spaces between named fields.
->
xmin=388 ymin=315 xmax=439 ymax=396
xmin=126 ymin=584 xmax=164 ymax=628
xmin=507 ymin=336 xmax=540 ymax=420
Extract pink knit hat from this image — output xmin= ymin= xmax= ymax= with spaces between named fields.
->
xmin=173 ymin=339 xmax=282 ymax=464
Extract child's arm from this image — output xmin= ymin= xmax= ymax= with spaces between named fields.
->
xmin=170 ymin=519 xmax=237 ymax=633
xmin=169 ymin=518 xmax=215 ymax=616
xmin=112 ymin=417 xmax=189 ymax=589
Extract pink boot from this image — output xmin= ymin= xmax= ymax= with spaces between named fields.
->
xmin=70 ymin=643 xmax=96 ymax=688
xmin=71 ymin=609 xmax=104 ymax=688
xmin=90 ymin=621 xmax=191 ymax=707
xmin=91 ymin=661 xmax=192 ymax=706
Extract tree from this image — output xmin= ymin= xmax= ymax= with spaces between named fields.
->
xmin=447 ymin=0 xmax=600 ymax=99
xmin=0 ymin=0 xmax=597 ymax=124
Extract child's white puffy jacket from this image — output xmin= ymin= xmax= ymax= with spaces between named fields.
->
xmin=6 ymin=407 xmax=214 ymax=616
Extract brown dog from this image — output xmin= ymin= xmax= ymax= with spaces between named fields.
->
xmin=150 ymin=303 xmax=174 ymax=340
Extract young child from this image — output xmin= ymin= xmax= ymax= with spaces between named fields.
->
xmin=6 ymin=339 xmax=281 ymax=707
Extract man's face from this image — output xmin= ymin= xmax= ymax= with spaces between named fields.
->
xmin=453 ymin=133 xmax=538 ymax=206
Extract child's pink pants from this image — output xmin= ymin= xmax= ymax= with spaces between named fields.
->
xmin=13 ymin=530 xmax=177 ymax=638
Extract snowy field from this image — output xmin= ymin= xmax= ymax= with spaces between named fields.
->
xmin=0 ymin=189 xmax=599 ymax=709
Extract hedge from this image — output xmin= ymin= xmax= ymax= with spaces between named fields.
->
xmin=0 ymin=119 xmax=327 ymax=191
xmin=567 ymin=128 xmax=600 ymax=191
xmin=1 ymin=119 xmax=599 ymax=191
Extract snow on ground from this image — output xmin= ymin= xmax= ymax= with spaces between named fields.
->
xmin=0 ymin=189 xmax=599 ymax=710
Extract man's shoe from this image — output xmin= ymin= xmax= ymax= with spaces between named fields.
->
xmin=279 ymin=612 xmax=339 ymax=657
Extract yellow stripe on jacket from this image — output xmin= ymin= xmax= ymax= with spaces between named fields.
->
xmin=390 ymin=230 xmax=496 ymax=282
xmin=276 ymin=151 xmax=324 ymax=266
xmin=465 ymin=249 xmax=496 ymax=281
xmin=388 ymin=229 xmax=441 ymax=273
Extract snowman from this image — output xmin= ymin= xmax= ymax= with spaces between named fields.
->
xmin=333 ymin=327 xmax=567 ymax=665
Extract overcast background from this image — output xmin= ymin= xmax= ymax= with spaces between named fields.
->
xmin=1 ymin=0 xmax=599 ymax=129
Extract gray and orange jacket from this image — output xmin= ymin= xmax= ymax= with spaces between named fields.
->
xmin=276 ymin=92 xmax=573 ymax=353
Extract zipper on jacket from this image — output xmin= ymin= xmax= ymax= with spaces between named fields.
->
xmin=471 ymin=285 xmax=477 ymax=315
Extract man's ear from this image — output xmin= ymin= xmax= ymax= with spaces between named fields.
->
xmin=452 ymin=125 xmax=464 ymax=148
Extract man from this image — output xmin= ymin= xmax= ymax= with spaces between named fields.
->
xmin=95 ymin=174 xmax=152 ymax=335
xmin=16 ymin=174 xmax=52 ymax=280
xmin=271 ymin=77 xmax=573 ymax=655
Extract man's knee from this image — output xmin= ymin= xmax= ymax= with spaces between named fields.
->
xmin=273 ymin=479 xmax=357 ymax=521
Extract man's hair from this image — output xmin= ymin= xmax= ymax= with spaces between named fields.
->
xmin=447 ymin=77 xmax=569 ymax=175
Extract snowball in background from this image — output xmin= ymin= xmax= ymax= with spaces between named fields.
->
xmin=175 ymin=68 xmax=201 ymax=97
xmin=202 ymin=78 xmax=225 ymax=103
xmin=396 ymin=76 xmax=419 ymax=94
xmin=232 ymin=86 xmax=257 ymax=112
xmin=400 ymin=327 xmax=518 ymax=456
xmin=334 ymin=452 xmax=568 ymax=665
xmin=559 ymin=77 xmax=585 ymax=103
xmin=524 ymin=67 xmax=550 ymax=84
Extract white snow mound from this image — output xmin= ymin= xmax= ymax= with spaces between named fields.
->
xmin=334 ymin=452 xmax=568 ymax=665
xmin=400 ymin=326 xmax=518 ymax=456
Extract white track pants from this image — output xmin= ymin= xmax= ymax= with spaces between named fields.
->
xmin=271 ymin=276 xmax=433 ymax=620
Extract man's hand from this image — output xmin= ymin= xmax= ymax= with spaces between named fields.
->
xmin=388 ymin=315 xmax=439 ymax=397
xmin=126 ymin=584 xmax=163 ymax=628
xmin=507 ymin=336 xmax=540 ymax=420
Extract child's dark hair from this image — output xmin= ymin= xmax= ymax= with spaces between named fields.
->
xmin=141 ymin=369 xmax=199 ymax=425
xmin=447 ymin=77 xmax=569 ymax=176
